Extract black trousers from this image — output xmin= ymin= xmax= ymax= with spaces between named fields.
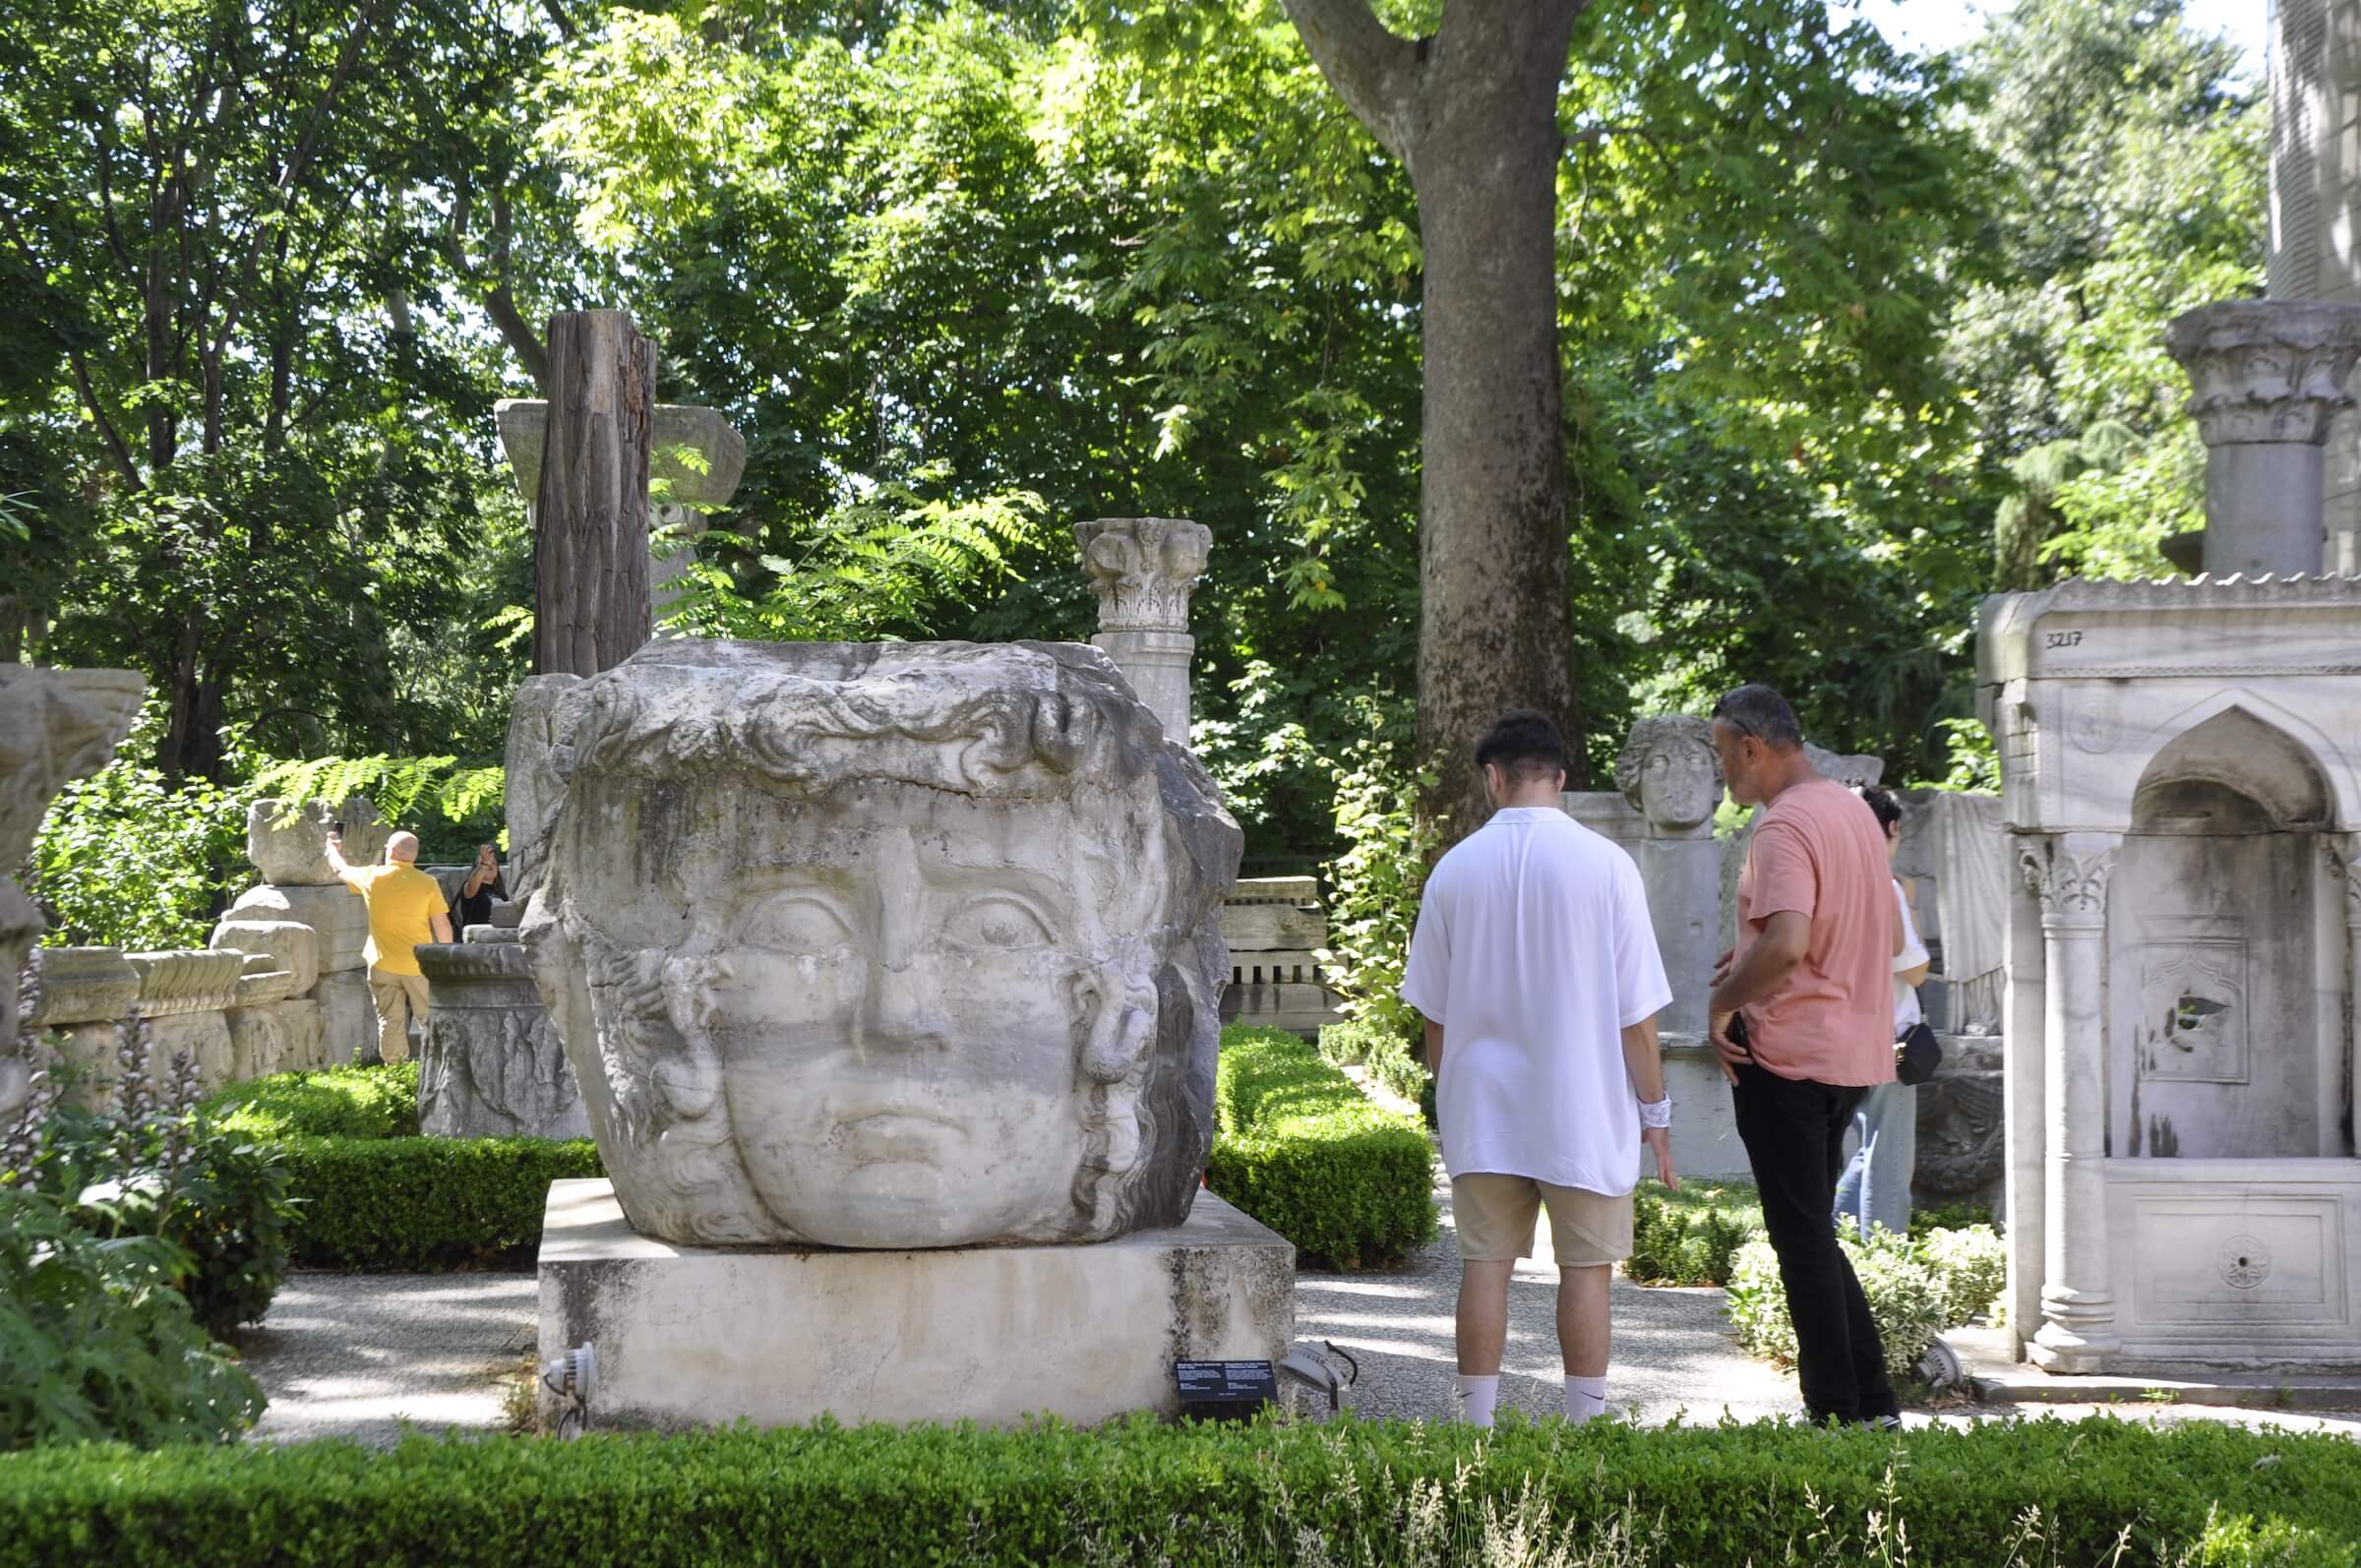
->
xmin=1730 ymin=1060 xmax=1899 ymax=1423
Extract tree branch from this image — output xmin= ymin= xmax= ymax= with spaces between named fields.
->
xmin=1276 ymin=0 xmax=1423 ymax=163
xmin=448 ymin=182 xmax=550 ymax=392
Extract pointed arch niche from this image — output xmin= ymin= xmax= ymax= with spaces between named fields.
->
xmin=2109 ymin=707 xmax=2342 ymax=1161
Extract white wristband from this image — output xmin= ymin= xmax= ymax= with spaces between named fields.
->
xmin=1638 ymin=1097 xmax=1670 ymax=1129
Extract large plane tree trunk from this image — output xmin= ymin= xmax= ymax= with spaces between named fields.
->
xmin=1279 ymin=0 xmax=1588 ymax=841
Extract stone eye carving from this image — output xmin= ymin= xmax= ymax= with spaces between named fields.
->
xmin=941 ymin=893 xmax=1053 ymax=952
xmin=744 ymin=892 xmax=854 ymax=953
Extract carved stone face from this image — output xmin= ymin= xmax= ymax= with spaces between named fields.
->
xmin=1614 ymin=716 xmax=1722 ymax=835
xmin=523 ymin=639 xmax=1241 ymax=1250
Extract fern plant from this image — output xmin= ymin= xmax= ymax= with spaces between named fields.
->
xmin=249 ymin=754 xmax=505 ymax=831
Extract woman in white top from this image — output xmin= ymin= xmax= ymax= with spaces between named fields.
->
xmin=1833 ymin=784 xmax=1931 ymax=1239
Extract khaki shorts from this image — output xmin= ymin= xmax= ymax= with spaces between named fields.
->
xmin=1453 ymin=1174 xmax=1634 ymax=1267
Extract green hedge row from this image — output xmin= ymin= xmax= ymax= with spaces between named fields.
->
xmin=199 ymin=1064 xmax=598 ymax=1270
xmin=1208 ymin=1025 xmax=1436 ymax=1267
xmin=2 ymin=1415 xmax=2354 ymax=1567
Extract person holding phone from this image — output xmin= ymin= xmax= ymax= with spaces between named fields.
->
xmin=457 ymin=842 xmax=506 ymax=932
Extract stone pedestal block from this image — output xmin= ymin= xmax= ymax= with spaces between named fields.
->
xmin=537 ymin=1179 xmax=1294 ymax=1432
xmin=226 ymin=883 xmax=370 ymax=972
xmin=209 ymin=919 xmax=321 ymax=998
xmin=146 ymin=1009 xmax=235 ymax=1090
xmin=313 ymin=968 xmax=375 ymax=1065
xmin=245 ymin=798 xmax=387 ymax=887
xmin=25 ymin=946 xmax=141 ymax=1029
xmin=227 ymin=998 xmax=326 ymax=1079
xmin=1648 ymin=1036 xmax=1752 ymax=1182
xmin=416 ymin=941 xmax=585 ymax=1140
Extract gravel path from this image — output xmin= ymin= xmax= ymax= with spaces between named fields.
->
xmin=238 ymin=1272 xmax=535 ymax=1446
xmin=1297 ymin=1165 xmax=1802 ymax=1425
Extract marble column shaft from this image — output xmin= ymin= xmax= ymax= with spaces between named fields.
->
xmin=2021 ymin=831 xmax=2121 ymax=1373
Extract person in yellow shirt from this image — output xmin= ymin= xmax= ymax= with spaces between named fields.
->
xmin=326 ymin=828 xmax=453 ymax=1064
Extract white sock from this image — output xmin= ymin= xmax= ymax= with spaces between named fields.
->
xmin=1458 ymin=1373 xmax=1500 ymax=1428
xmin=1564 ymin=1373 xmax=1607 ymax=1423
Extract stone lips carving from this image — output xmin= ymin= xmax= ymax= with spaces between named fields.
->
xmin=2164 ymin=300 xmax=2361 ymax=447
xmin=522 ymin=638 xmax=1244 ymax=1249
xmin=1075 ymin=518 xmax=1212 ymax=632
xmin=1612 ymin=715 xmax=1722 ymax=836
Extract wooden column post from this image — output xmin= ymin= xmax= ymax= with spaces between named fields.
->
xmin=534 ymin=311 xmax=655 ymax=676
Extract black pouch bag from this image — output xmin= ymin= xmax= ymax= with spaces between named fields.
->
xmin=1896 ymin=1017 xmax=1942 ymax=1086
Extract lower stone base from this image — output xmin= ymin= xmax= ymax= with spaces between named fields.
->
xmin=537 ymin=1178 xmax=1296 ymax=1432
xmin=227 ymin=998 xmax=326 ymax=1080
xmin=313 ymin=969 xmax=374 ymax=1065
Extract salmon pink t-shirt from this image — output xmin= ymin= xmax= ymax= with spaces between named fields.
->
xmin=1733 ymin=778 xmax=1896 ymax=1086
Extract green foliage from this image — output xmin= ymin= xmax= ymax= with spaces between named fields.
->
xmin=1948 ymin=0 xmax=2263 ymax=584
xmin=0 ymin=1186 xmax=264 ymax=1451
xmin=663 ymin=480 xmax=1051 ymax=643
xmin=1627 ymin=1189 xmax=1756 ymax=1289
xmin=1208 ymin=1025 xmax=1436 ymax=1268
xmin=202 ymin=1062 xmax=421 ymax=1143
xmin=24 ymin=703 xmax=249 ymax=950
xmin=1918 ymin=1223 xmax=2010 ymax=1330
xmin=192 ymin=1061 xmax=585 ymax=1269
xmin=1314 ymin=710 xmax=1435 ymax=1038
xmin=1727 ymin=1224 xmax=2008 ymax=1380
xmin=2 ymin=1414 xmax=2358 ymax=1565
xmin=14 ymin=1019 xmax=297 ymax=1338
xmin=1315 ymin=1015 xmax=1428 ymax=1106
xmin=274 ymin=1135 xmax=598 ymax=1271
xmin=248 ymin=755 xmax=506 ymax=855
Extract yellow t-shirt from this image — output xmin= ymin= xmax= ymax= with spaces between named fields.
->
xmin=341 ymin=864 xmax=451 ymax=977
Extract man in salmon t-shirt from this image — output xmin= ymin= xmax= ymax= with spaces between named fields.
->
xmin=1705 ymin=684 xmax=1903 ymax=1428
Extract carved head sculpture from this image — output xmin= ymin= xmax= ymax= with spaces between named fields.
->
xmin=1612 ymin=715 xmax=1722 ymax=834
xmin=520 ymin=639 xmax=1242 ymax=1249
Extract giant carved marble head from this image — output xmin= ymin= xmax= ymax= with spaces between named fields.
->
xmin=1613 ymin=715 xmax=1723 ymax=836
xmin=520 ymin=639 xmax=1241 ymax=1249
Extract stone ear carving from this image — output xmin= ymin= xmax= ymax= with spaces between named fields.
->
xmin=1077 ymin=970 xmax=1158 ymax=1085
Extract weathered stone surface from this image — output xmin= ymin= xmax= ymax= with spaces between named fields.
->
xmin=1980 ymin=571 xmax=2361 ymax=1372
xmin=313 ymin=968 xmax=375 ymax=1065
xmin=0 ymin=666 xmax=144 ymax=1067
xmin=1614 ymin=715 xmax=1722 ymax=837
xmin=245 ymin=797 xmax=387 ymax=886
xmin=25 ymin=946 xmax=141 ymax=1028
xmin=126 ymin=949 xmax=243 ymax=1016
xmin=538 ymin=1178 xmax=1293 ymax=1430
xmin=523 ymin=638 xmax=1242 ymax=1249
xmin=146 ymin=1009 xmax=235 ymax=1090
xmin=1220 ymin=901 xmax=1325 ymax=952
xmin=416 ymin=941 xmax=585 ymax=1140
xmin=1074 ymin=517 xmax=1210 ymax=745
xmin=504 ymin=674 xmax=588 ymax=902
xmin=233 ymin=952 xmax=304 ymax=1006
xmin=209 ymin=919 xmax=322 ymax=999
xmin=227 ymin=998 xmax=326 ymax=1079
xmin=225 ymin=883 xmax=370 ymax=972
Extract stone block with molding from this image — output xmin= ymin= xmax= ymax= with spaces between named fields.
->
xmin=126 ymin=949 xmax=243 ymax=1016
xmin=538 ymin=1178 xmax=1293 ymax=1431
xmin=25 ymin=946 xmax=141 ymax=1029
xmin=227 ymin=998 xmax=326 ymax=1080
xmin=313 ymin=969 xmax=375 ymax=1065
xmin=209 ymin=918 xmax=321 ymax=998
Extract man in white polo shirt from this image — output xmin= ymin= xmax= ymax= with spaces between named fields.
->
xmin=1403 ymin=708 xmax=1678 ymax=1427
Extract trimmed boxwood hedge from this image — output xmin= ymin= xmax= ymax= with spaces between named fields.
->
xmin=1 ymin=1415 xmax=2354 ymax=1566
xmin=1208 ymin=1025 xmax=1437 ymax=1267
xmin=199 ymin=1064 xmax=598 ymax=1270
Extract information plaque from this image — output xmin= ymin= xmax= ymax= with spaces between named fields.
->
xmin=1173 ymin=1358 xmax=1276 ymax=1421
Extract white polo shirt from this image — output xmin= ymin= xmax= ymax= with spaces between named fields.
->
xmin=1401 ymin=807 xmax=1672 ymax=1194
